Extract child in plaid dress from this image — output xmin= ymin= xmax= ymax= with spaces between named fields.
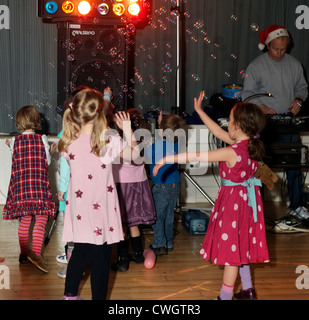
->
xmin=3 ymin=106 xmax=56 ymax=273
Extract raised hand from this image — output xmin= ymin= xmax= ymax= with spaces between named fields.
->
xmin=114 ymin=111 xmax=130 ymax=131
xmin=194 ymin=91 xmax=205 ymax=113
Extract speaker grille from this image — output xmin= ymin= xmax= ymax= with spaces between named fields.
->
xmin=58 ymin=24 xmax=130 ymax=111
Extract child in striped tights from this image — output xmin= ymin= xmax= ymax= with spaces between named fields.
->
xmin=3 ymin=106 xmax=56 ymax=273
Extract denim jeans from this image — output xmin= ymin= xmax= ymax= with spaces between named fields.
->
xmin=151 ymin=183 xmax=180 ymax=249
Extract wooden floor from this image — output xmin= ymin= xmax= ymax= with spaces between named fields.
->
xmin=0 ymin=202 xmax=309 ymax=300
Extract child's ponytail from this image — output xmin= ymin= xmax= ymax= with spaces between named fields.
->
xmin=92 ymin=107 xmax=107 ymax=157
xmin=232 ymin=103 xmax=266 ymax=161
xmin=58 ymin=107 xmax=81 ymax=153
xmin=58 ymin=90 xmax=107 ymax=156
xmin=248 ymin=135 xmax=265 ymax=161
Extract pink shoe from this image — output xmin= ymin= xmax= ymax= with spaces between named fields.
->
xmin=62 ymin=295 xmax=82 ymax=300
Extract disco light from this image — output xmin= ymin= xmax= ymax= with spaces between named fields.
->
xmin=78 ymin=1 xmax=91 ymax=15
xmin=128 ymin=3 xmax=140 ymax=16
xmin=97 ymin=3 xmax=109 ymax=15
xmin=112 ymin=3 xmax=125 ymax=16
xmin=62 ymin=1 xmax=74 ymax=14
xmin=45 ymin=1 xmax=58 ymax=14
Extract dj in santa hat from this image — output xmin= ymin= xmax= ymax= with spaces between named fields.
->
xmin=258 ymin=24 xmax=290 ymax=51
xmin=242 ymin=24 xmax=309 ymax=220
xmin=242 ymin=23 xmax=307 ymax=114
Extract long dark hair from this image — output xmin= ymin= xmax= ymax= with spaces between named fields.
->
xmin=232 ymin=102 xmax=266 ymax=161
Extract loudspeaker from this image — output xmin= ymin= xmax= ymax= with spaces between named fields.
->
xmin=57 ymin=22 xmax=133 ymax=111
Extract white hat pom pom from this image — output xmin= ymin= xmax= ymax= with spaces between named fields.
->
xmin=258 ymin=43 xmax=265 ymax=50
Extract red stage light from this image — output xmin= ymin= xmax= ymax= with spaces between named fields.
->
xmin=78 ymin=1 xmax=91 ymax=15
xmin=128 ymin=3 xmax=140 ymax=16
xmin=62 ymin=1 xmax=74 ymax=14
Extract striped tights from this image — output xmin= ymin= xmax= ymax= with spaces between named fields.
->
xmin=18 ymin=215 xmax=48 ymax=256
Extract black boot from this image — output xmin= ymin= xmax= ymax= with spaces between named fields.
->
xmin=111 ymin=240 xmax=130 ymax=272
xmin=129 ymin=235 xmax=144 ymax=264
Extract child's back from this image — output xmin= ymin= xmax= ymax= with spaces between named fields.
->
xmin=62 ymin=131 xmax=124 ymax=245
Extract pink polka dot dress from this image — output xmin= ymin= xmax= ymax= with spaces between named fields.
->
xmin=200 ymin=140 xmax=269 ymax=266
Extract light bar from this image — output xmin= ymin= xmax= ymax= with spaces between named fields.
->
xmin=38 ymin=1 xmax=152 ymax=26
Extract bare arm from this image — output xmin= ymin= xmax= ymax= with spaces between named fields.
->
xmin=153 ymin=147 xmax=237 ymax=177
xmin=194 ymin=91 xmax=235 ymax=145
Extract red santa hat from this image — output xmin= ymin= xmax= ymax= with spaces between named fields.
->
xmin=258 ymin=24 xmax=289 ymax=50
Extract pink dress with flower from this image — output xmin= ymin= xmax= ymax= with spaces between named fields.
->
xmin=61 ymin=132 xmax=124 ymax=245
xmin=200 ymin=139 xmax=269 ymax=266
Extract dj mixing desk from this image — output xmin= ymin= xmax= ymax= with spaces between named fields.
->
xmin=262 ymin=114 xmax=309 ymax=169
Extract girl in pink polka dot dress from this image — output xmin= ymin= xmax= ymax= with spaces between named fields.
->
xmin=153 ymin=91 xmax=270 ymax=300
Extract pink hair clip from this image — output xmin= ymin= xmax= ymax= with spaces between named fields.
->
xmin=69 ymin=102 xmax=73 ymax=110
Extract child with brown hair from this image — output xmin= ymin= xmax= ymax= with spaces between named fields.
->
xmin=153 ymin=91 xmax=269 ymax=300
xmin=3 ymin=105 xmax=56 ymax=273
xmin=146 ymin=111 xmax=186 ymax=255
xmin=110 ymin=108 xmax=156 ymax=272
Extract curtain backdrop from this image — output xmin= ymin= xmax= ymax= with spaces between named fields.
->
xmin=0 ymin=0 xmax=308 ymax=134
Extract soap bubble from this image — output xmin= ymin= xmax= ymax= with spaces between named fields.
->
xmin=204 ymin=37 xmax=211 ymax=44
xmin=240 ymin=70 xmax=247 ymax=79
xmin=250 ymin=23 xmax=259 ymax=31
xmin=96 ymin=42 xmax=104 ymax=50
xmin=67 ymin=54 xmax=75 ymax=62
xmin=193 ymin=20 xmax=204 ymax=30
xmin=192 ymin=74 xmax=201 ymax=81
xmin=126 ymin=23 xmax=136 ymax=34
xmin=171 ymin=9 xmax=180 ymax=17
xmin=109 ymin=47 xmax=118 ymax=57
xmin=162 ymin=63 xmax=172 ymax=73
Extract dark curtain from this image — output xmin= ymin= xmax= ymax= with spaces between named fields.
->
xmin=0 ymin=0 xmax=308 ymax=133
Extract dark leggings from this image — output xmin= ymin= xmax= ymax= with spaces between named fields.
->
xmin=64 ymin=242 xmax=113 ymax=300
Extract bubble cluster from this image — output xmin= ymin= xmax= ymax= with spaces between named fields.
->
xmin=3 ymin=0 xmax=266 ymax=132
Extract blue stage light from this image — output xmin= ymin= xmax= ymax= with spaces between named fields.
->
xmin=45 ymin=1 xmax=58 ymax=14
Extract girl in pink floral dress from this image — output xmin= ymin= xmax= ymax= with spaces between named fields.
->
xmin=153 ymin=91 xmax=269 ymax=300
xmin=58 ymin=89 xmax=138 ymax=300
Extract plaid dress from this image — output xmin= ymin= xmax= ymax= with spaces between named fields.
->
xmin=3 ymin=133 xmax=55 ymax=220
